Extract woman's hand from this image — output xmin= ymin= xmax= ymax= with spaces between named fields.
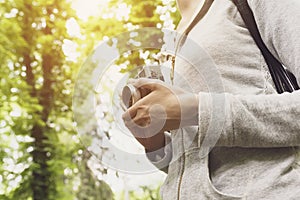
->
xmin=122 ymin=78 xmax=199 ymax=151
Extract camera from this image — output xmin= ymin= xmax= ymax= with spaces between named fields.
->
xmin=121 ymin=65 xmax=164 ymax=109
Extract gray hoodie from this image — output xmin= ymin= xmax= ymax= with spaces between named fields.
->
xmin=147 ymin=0 xmax=300 ymax=199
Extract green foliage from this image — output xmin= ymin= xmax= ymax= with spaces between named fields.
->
xmin=0 ymin=0 xmax=97 ymax=199
xmin=129 ymin=186 xmax=162 ymax=200
xmin=117 ymin=185 xmax=162 ymax=200
xmin=0 ymin=0 xmax=180 ymax=199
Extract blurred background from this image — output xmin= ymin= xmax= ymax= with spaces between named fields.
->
xmin=0 ymin=0 xmax=180 ymax=199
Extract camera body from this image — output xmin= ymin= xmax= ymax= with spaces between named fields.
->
xmin=121 ymin=65 xmax=164 ymax=109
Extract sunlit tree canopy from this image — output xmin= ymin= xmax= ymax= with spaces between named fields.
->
xmin=0 ymin=0 xmax=180 ymax=199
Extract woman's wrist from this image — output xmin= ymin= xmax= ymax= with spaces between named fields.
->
xmin=144 ymin=132 xmax=166 ymax=152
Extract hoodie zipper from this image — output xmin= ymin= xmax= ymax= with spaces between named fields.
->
xmin=177 ymin=129 xmax=185 ymax=200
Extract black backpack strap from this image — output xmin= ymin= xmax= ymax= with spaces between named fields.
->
xmin=232 ymin=0 xmax=299 ymax=93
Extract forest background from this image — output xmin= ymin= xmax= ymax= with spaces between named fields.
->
xmin=0 ymin=0 xmax=180 ymax=199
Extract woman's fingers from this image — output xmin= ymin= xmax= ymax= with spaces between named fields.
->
xmin=122 ymin=77 xmax=197 ymax=134
xmin=130 ymin=78 xmax=164 ymax=91
xmin=122 ymin=87 xmax=156 ymax=122
xmin=122 ymin=97 xmax=149 ymax=123
xmin=123 ymin=102 xmax=167 ymax=137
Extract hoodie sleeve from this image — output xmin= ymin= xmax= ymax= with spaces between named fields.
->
xmin=198 ymin=0 xmax=300 ymax=148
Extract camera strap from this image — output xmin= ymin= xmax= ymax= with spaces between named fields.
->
xmin=232 ymin=0 xmax=299 ymax=93
xmin=182 ymin=0 xmax=299 ymax=93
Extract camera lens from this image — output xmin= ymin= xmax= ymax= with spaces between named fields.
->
xmin=122 ymin=84 xmax=141 ymax=108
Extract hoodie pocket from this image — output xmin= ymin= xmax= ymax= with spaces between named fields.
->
xmin=199 ymin=150 xmax=244 ymax=200
xmin=201 ymin=155 xmax=245 ymax=200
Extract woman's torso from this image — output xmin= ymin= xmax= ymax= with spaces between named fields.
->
xmin=161 ymin=0 xmax=300 ymax=199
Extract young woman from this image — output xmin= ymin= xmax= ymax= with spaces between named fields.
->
xmin=122 ymin=0 xmax=300 ymax=199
